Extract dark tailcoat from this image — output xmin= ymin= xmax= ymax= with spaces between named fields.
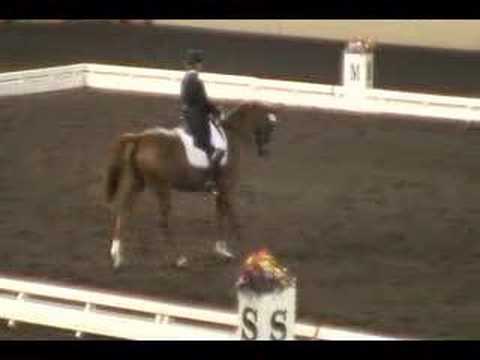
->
xmin=180 ymin=70 xmax=220 ymax=153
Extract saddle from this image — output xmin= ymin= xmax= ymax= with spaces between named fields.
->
xmin=176 ymin=121 xmax=228 ymax=169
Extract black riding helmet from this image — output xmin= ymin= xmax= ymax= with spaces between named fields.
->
xmin=185 ymin=49 xmax=205 ymax=66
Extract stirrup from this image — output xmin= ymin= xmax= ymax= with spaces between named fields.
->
xmin=214 ymin=241 xmax=234 ymax=259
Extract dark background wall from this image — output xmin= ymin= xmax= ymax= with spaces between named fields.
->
xmin=2 ymin=21 xmax=480 ymax=97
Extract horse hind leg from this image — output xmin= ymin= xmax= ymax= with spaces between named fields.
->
xmin=110 ymin=179 xmax=143 ymax=269
xmin=110 ymin=216 xmax=123 ymax=269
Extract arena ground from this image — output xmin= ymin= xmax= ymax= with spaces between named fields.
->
xmin=1 ymin=89 xmax=480 ymax=339
xmin=0 ymin=21 xmax=480 ymax=340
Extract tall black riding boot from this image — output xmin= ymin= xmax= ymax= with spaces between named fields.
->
xmin=205 ymin=148 xmax=225 ymax=195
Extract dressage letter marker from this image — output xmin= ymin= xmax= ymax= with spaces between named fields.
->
xmin=238 ymin=284 xmax=296 ymax=340
xmin=236 ymin=250 xmax=296 ymax=340
xmin=343 ymin=38 xmax=375 ymax=93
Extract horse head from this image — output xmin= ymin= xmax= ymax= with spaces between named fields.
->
xmin=223 ymin=100 xmax=278 ymax=157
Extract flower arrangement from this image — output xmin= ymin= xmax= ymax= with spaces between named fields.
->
xmin=346 ymin=37 xmax=376 ymax=53
xmin=236 ymin=249 xmax=295 ymax=293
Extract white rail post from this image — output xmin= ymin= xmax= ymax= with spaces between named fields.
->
xmin=75 ymin=303 xmax=95 ymax=338
xmin=236 ymin=251 xmax=296 ymax=340
xmin=342 ymin=38 xmax=375 ymax=95
xmin=7 ymin=292 xmax=26 ymax=328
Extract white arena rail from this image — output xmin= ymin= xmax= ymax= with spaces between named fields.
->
xmin=0 ymin=63 xmax=479 ymax=124
xmin=363 ymin=88 xmax=480 ymax=122
xmin=0 ymin=64 xmax=86 ymax=97
xmin=0 ymin=276 xmax=401 ymax=340
xmin=82 ymin=63 xmax=480 ymax=123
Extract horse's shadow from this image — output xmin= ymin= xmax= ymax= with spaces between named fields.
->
xmin=111 ymin=249 xmax=239 ymax=275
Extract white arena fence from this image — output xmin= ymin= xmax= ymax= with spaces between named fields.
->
xmin=0 ymin=64 xmax=86 ymax=97
xmin=0 ymin=275 xmax=401 ymax=340
xmin=0 ymin=63 xmax=480 ymax=125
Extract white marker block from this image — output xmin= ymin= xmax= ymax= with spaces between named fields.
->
xmin=342 ymin=40 xmax=375 ymax=95
xmin=237 ymin=285 xmax=296 ymax=340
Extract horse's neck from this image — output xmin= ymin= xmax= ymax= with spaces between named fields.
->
xmin=223 ymin=106 xmax=251 ymax=133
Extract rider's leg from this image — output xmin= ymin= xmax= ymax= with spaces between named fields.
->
xmin=195 ymin=123 xmax=214 ymax=185
xmin=204 ymin=144 xmax=226 ymax=195
xmin=194 ymin=118 xmax=224 ymax=193
xmin=204 ymin=146 xmax=218 ymax=193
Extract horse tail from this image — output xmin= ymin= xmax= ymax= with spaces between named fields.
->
xmin=105 ymin=133 xmax=142 ymax=204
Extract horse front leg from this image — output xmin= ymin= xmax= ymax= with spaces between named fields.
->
xmin=214 ymin=191 xmax=238 ymax=260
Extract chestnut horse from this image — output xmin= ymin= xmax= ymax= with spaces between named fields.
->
xmin=105 ymin=101 xmax=278 ymax=268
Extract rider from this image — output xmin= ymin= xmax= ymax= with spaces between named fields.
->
xmin=180 ymin=49 xmax=224 ymax=193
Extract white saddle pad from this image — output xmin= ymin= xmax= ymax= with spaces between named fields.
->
xmin=176 ymin=122 xmax=228 ymax=169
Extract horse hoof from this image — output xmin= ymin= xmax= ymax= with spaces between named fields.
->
xmin=111 ymin=251 xmax=123 ymax=269
xmin=110 ymin=239 xmax=123 ymax=269
xmin=220 ymin=252 xmax=235 ymax=261
xmin=214 ymin=242 xmax=235 ymax=260
xmin=112 ymin=257 xmax=122 ymax=269
xmin=218 ymin=249 xmax=234 ymax=259
xmin=176 ymin=256 xmax=188 ymax=268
